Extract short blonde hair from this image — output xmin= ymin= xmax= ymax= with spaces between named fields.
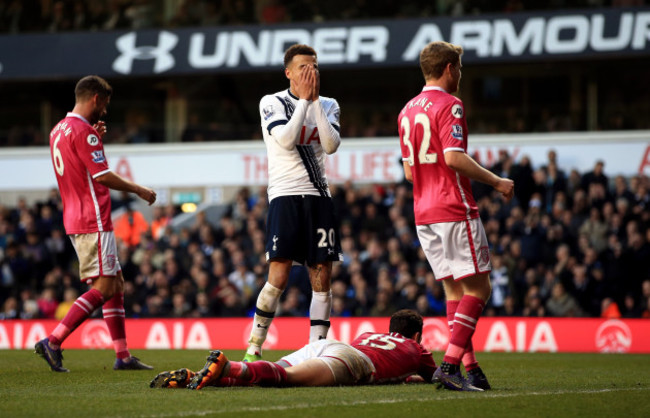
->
xmin=419 ymin=41 xmax=463 ymax=81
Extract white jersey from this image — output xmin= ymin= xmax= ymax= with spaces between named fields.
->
xmin=259 ymin=89 xmax=341 ymax=201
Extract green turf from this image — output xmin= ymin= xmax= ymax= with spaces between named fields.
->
xmin=1 ymin=349 xmax=649 ymax=417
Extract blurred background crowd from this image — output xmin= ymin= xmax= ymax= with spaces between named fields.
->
xmin=2 ymin=0 xmax=649 ymax=148
xmin=2 ymin=0 xmax=645 ymax=34
xmin=2 ymin=150 xmax=649 ymax=321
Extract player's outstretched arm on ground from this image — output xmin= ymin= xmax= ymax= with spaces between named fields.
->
xmin=444 ymin=151 xmax=514 ymax=201
xmin=95 ymin=171 xmax=157 ymax=205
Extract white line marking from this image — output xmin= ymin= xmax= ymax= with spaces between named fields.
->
xmin=135 ymin=387 xmax=650 ymax=417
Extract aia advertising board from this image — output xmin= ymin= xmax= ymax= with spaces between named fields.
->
xmin=1 ymin=317 xmax=648 ymax=353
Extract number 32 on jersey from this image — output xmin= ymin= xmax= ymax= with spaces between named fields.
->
xmin=400 ymin=113 xmax=437 ymax=166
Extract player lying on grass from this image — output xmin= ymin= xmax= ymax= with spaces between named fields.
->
xmin=151 ymin=310 xmax=485 ymax=391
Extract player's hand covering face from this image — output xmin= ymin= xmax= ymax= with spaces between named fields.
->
xmin=287 ymin=55 xmax=319 ymax=101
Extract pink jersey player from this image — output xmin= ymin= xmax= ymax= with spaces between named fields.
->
xmin=153 ymin=310 xmax=436 ymax=390
xmin=399 ymin=42 xmax=514 ymax=392
xmin=398 ymin=87 xmax=478 ymax=225
xmin=352 ymin=331 xmax=436 ymax=383
xmin=50 ymin=113 xmax=113 ymax=234
xmin=36 ymin=75 xmax=156 ymax=374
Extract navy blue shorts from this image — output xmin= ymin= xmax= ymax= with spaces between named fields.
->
xmin=266 ymin=195 xmax=343 ymax=265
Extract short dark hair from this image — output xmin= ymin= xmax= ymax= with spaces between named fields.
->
xmin=389 ymin=309 xmax=423 ymax=338
xmin=75 ymin=75 xmax=112 ymax=102
xmin=284 ymin=44 xmax=317 ymax=68
xmin=420 ymin=41 xmax=463 ymax=81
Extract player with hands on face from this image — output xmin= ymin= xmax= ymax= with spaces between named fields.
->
xmin=244 ymin=44 xmax=343 ymax=362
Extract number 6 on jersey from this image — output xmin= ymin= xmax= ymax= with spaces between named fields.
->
xmin=52 ymin=133 xmax=65 ymax=176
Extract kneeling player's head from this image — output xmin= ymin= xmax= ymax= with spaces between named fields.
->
xmin=389 ymin=309 xmax=423 ymax=342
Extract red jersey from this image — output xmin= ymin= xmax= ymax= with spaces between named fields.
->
xmin=49 ymin=113 xmax=113 ymax=234
xmin=398 ymin=86 xmax=479 ymax=225
xmin=351 ymin=332 xmax=436 ymax=384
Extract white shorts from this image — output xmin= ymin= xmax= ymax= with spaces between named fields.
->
xmin=280 ymin=339 xmax=375 ymax=385
xmin=69 ymin=231 xmax=121 ymax=283
xmin=417 ymin=217 xmax=491 ymax=281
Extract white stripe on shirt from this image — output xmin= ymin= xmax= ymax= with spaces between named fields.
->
xmin=86 ymin=171 xmax=104 ymax=231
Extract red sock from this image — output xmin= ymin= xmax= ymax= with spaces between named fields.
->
xmin=443 ymin=295 xmax=484 ymax=366
xmin=103 ymin=292 xmax=130 ymax=359
xmin=446 ymin=300 xmax=479 ymax=371
xmin=49 ymin=289 xmax=104 ymax=347
xmin=226 ymin=361 xmax=247 ymax=379
xmin=246 ymin=361 xmax=288 ymax=386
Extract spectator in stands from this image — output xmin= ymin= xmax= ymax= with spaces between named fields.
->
xmin=1 ymin=153 xmax=649 ymax=321
xmin=581 ymin=160 xmax=608 ymax=191
xmin=546 ymin=282 xmax=583 ymax=317
xmin=54 ymin=288 xmax=78 ymax=320
xmin=0 ymin=296 xmax=19 ymax=319
xmin=46 ymin=1 xmax=72 ymax=32
xmin=114 ymin=204 xmax=150 ymax=248
xmin=369 ymin=288 xmax=396 ymax=317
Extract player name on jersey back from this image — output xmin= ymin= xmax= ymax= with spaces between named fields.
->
xmin=398 ymin=87 xmax=478 ymax=225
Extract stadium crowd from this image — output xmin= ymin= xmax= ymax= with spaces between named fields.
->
xmin=2 ymin=1 xmax=648 ymax=147
xmin=1 ymin=151 xmax=650 ymax=321
xmin=2 ymin=1 xmax=643 ymax=34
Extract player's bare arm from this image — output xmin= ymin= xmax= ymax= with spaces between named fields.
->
xmin=402 ymin=161 xmax=413 ymax=183
xmin=444 ymin=151 xmax=514 ymax=201
xmin=95 ymin=171 xmax=157 ymax=205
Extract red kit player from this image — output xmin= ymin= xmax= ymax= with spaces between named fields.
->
xmin=150 ymin=309 xmax=436 ymax=389
xmin=35 ymin=75 xmax=157 ymax=372
xmin=398 ymin=42 xmax=514 ymax=391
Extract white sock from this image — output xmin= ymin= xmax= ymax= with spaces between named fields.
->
xmin=247 ymin=282 xmax=283 ymax=354
xmin=309 ymin=290 xmax=332 ymax=342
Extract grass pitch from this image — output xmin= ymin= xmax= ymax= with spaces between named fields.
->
xmin=1 ymin=349 xmax=649 ymax=417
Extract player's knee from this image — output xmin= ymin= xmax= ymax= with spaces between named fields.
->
xmin=93 ymin=276 xmax=116 ymax=300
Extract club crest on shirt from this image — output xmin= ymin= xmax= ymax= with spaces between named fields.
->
xmin=451 ymin=104 xmax=463 ymax=118
xmin=478 ymin=246 xmax=490 ymax=264
xmin=263 ymin=105 xmax=275 ymax=121
xmin=87 ymin=134 xmax=99 ymax=146
xmin=451 ymin=124 xmax=463 ymax=140
xmin=91 ymin=150 xmax=106 ymax=163
xmin=106 ymin=255 xmax=116 ymax=270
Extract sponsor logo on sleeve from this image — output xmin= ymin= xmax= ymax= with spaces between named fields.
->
xmin=451 ymin=124 xmax=463 ymax=140
xmin=451 ymin=104 xmax=463 ymax=118
xmin=91 ymin=150 xmax=106 ymax=163
xmin=263 ymin=105 xmax=275 ymax=120
xmin=87 ymin=134 xmax=99 ymax=146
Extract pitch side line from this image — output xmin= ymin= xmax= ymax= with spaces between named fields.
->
xmin=137 ymin=387 xmax=650 ymax=417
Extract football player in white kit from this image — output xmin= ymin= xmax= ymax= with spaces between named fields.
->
xmin=244 ymin=44 xmax=343 ymax=361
